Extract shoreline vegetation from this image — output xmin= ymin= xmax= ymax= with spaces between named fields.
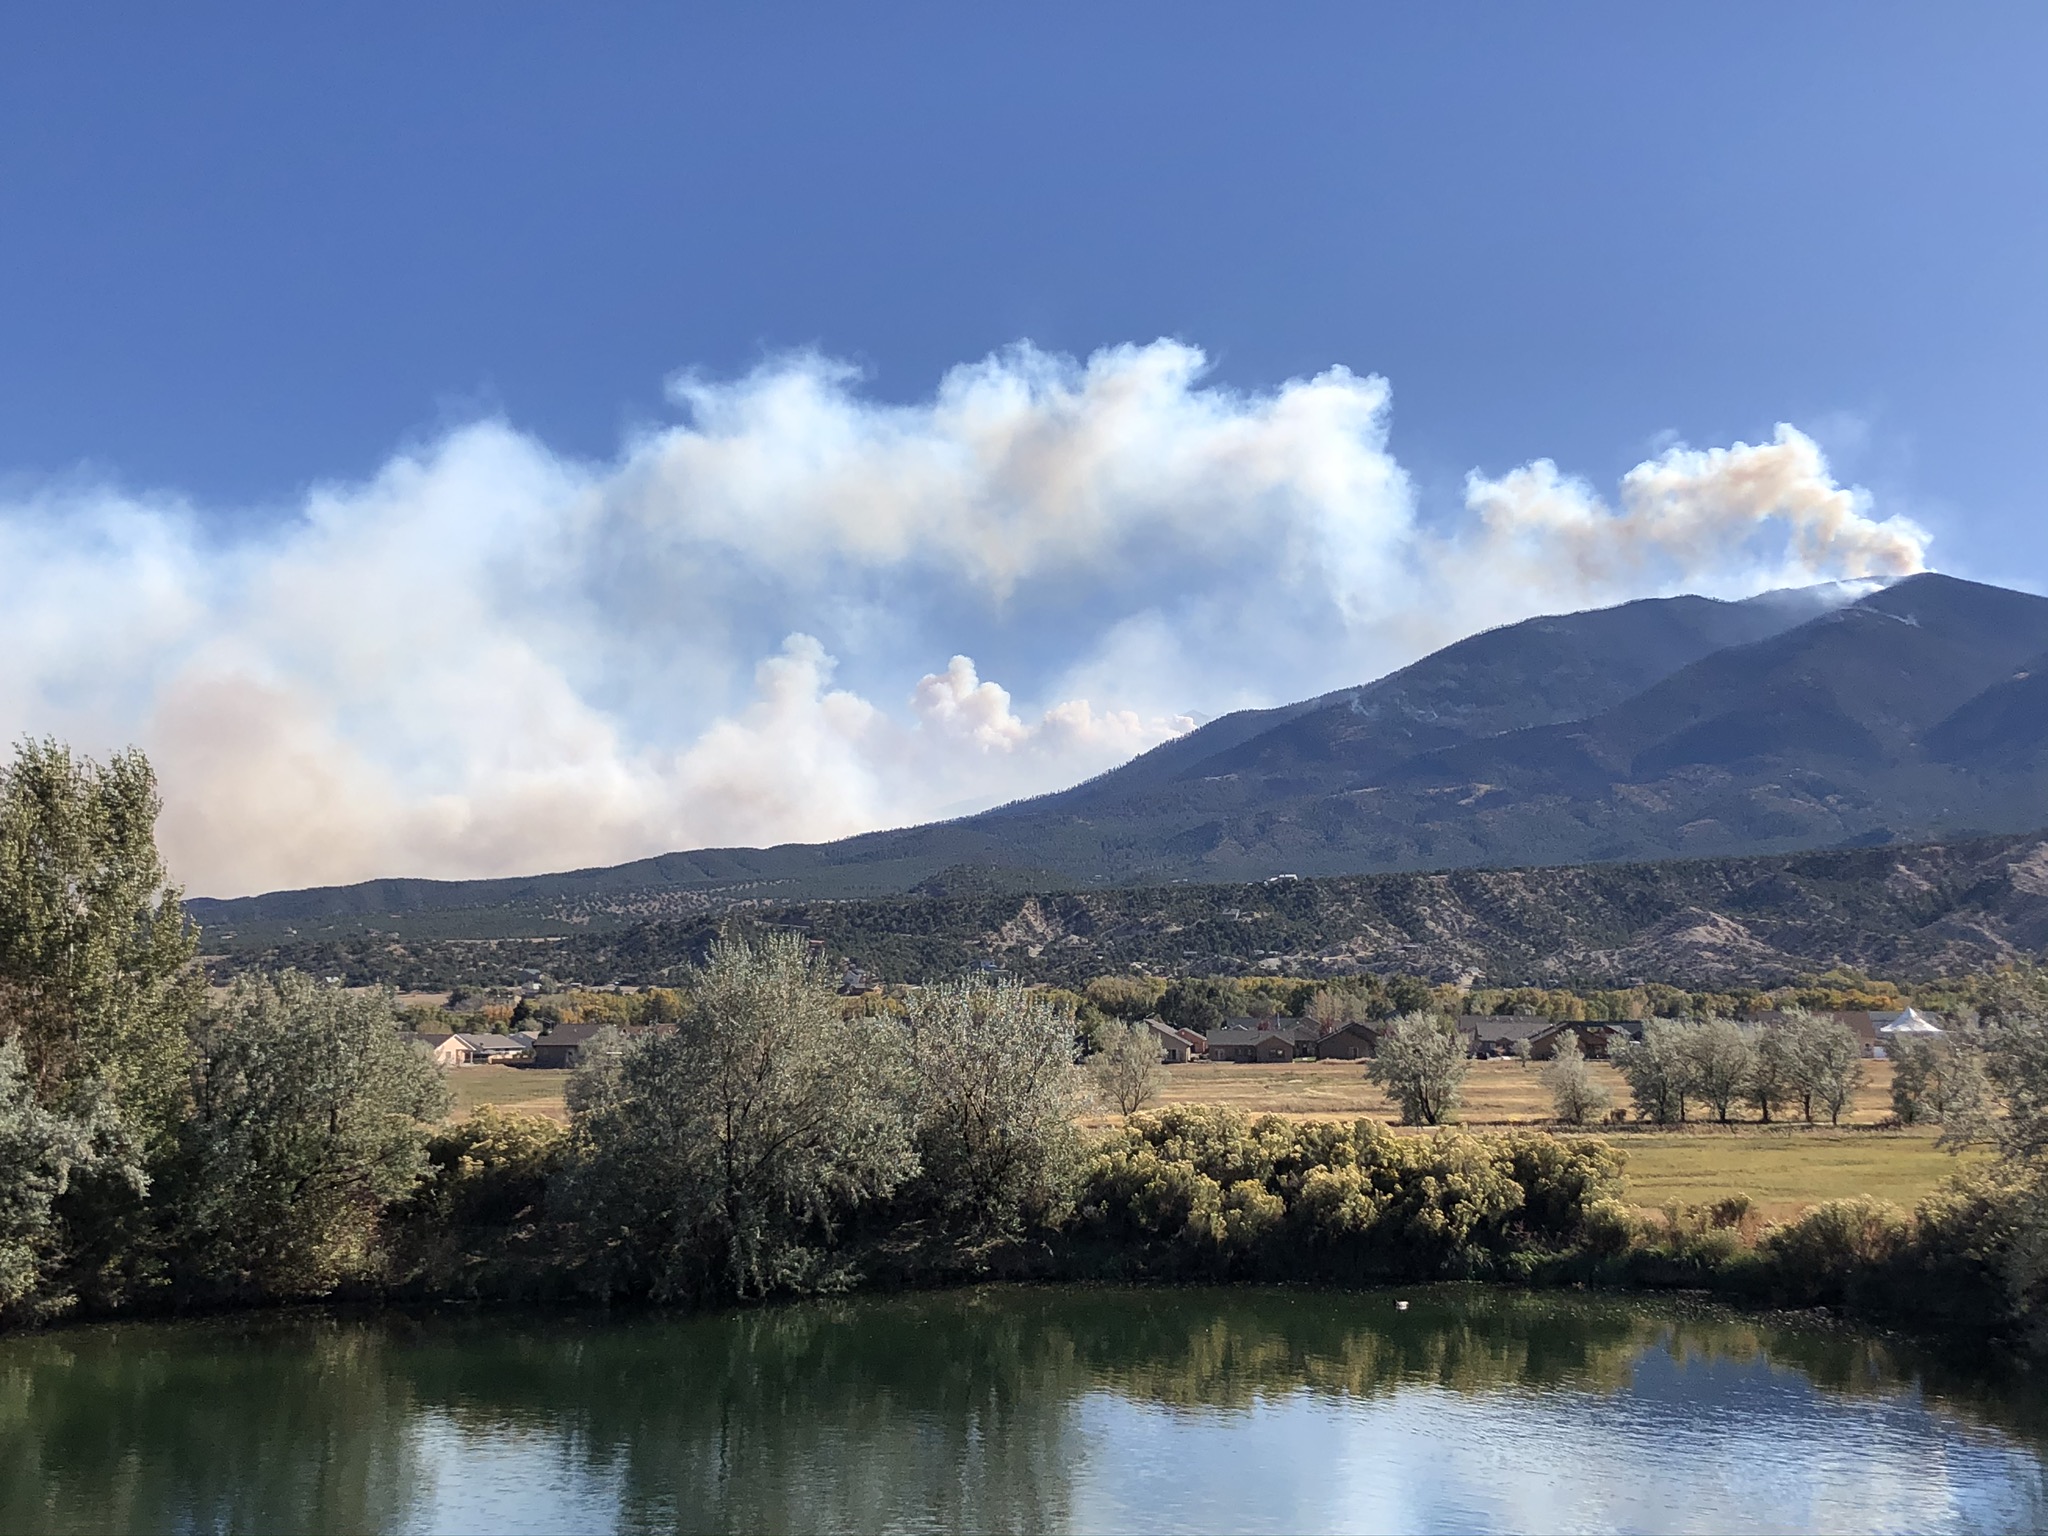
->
xmin=4 ymin=741 xmax=2048 ymax=1356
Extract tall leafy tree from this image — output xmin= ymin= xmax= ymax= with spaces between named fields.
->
xmin=1748 ymin=1023 xmax=1798 ymax=1124
xmin=564 ymin=934 xmax=915 ymax=1302
xmin=0 ymin=1037 xmax=121 ymax=1318
xmin=1158 ymin=979 xmax=1228 ymax=1034
xmin=1685 ymin=1019 xmax=1756 ymax=1125
xmin=1542 ymin=1030 xmax=1611 ymax=1126
xmin=1952 ymin=1006 xmax=2048 ymax=1342
xmin=170 ymin=973 xmax=446 ymax=1300
xmin=1891 ymin=1034 xmax=1989 ymax=1127
xmin=1087 ymin=1020 xmax=1165 ymax=1119
xmin=0 ymin=742 xmax=200 ymax=1312
xmin=1613 ymin=1021 xmax=1697 ymax=1125
xmin=905 ymin=979 xmax=1084 ymax=1233
xmin=0 ymin=741 xmax=198 ymax=1147
xmin=1365 ymin=1014 xmax=1469 ymax=1127
xmin=1798 ymin=1016 xmax=1866 ymax=1127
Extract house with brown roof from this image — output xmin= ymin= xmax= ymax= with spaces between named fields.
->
xmin=1206 ymin=1024 xmax=1289 ymax=1063
xmin=1206 ymin=1017 xmax=1321 ymax=1062
xmin=527 ymin=1021 xmax=678 ymax=1068
xmin=529 ymin=1022 xmax=607 ymax=1069
xmin=1146 ymin=1018 xmax=1198 ymax=1064
xmin=1314 ymin=1021 xmax=1381 ymax=1060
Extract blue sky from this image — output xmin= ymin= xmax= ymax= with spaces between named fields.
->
xmin=1 ymin=4 xmax=2040 ymax=892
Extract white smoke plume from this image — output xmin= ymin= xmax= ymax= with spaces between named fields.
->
xmin=0 ymin=340 xmax=1925 ymax=895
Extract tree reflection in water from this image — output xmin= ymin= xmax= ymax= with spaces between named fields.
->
xmin=1 ymin=1288 xmax=2043 ymax=1534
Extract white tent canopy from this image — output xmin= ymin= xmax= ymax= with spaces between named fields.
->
xmin=1876 ymin=1007 xmax=1944 ymax=1035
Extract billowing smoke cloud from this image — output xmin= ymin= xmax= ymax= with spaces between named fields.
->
xmin=1460 ymin=425 xmax=1924 ymax=595
xmin=0 ymin=340 xmax=1925 ymax=895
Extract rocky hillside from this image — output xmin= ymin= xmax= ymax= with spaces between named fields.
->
xmin=209 ymin=830 xmax=2048 ymax=991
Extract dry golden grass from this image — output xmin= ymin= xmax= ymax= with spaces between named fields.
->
xmin=1612 ymin=1131 xmax=1973 ymax=1223
xmin=446 ymin=1067 xmax=571 ymax=1122
xmin=1155 ymin=1057 xmax=1900 ymax=1127
xmin=445 ymin=1055 xmax=1964 ymax=1220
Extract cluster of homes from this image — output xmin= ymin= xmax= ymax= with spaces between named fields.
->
xmin=1147 ymin=1007 xmax=1945 ymax=1065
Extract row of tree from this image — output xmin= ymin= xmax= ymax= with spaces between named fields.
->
xmin=1271 ymin=1009 xmax=1987 ymax=1137
xmin=1072 ymin=966 xmax=2030 ymax=1036
xmin=1609 ymin=1014 xmax=1870 ymax=1126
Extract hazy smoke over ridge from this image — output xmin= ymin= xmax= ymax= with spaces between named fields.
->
xmin=0 ymin=340 xmax=1925 ymax=895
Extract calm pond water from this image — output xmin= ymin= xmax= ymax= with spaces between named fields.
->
xmin=3 ymin=1286 xmax=2045 ymax=1535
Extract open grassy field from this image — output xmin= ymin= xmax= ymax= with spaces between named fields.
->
xmin=1612 ymin=1131 xmax=1972 ymax=1222
xmin=447 ymin=1067 xmax=573 ymax=1121
xmin=446 ymin=1055 xmax=1972 ymax=1218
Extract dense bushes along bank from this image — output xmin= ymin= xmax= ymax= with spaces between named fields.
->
xmin=3 ymin=740 xmax=2047 ymax=1345
xmin=403 ymin=1096 xmax=2041 ymax=1346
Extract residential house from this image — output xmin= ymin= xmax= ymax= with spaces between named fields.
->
xmin=1314 ymin=1021 xmax=1381 ymax=1061
xmin=1463 ymin=1016 xmax=1553 ymax=1059
xmin=1206 ymin=1024 xmax=1295 ymax=1063
xmin=429 ymin=1033 xmax=531 ymax=1067
xmin=1206 ymin=1017 xmax=1321 ymax=1062
xmin=1146 ymin=1018 xmax=1195 ymax=1064
xmin=527 ymin=1021 xmax=677 ymax=1069
xmin=530 ymin=1022 xmax=607 ymax=1069
xmin=1542 ymin=1020 xmax=1639 ymax=1060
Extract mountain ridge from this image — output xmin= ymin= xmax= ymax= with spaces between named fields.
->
xmin=201 ymin=828 xmax=2048 ymax=991
xmin=188 ymin=573 xmax=2048 ymax=945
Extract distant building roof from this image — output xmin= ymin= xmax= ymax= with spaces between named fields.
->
xmin=1461 ymin=1016 xmax=1555 ymax=1044
xmin=1220 ymin=1016 xmax=1321 ymax=1042
xmin=536 ymin=1023 xmax=608 ymax=1046
xmin=1321 ymin=1021 xmax=1380 ymax=1040
xmin=450 ymin=1034 xmax=528 ymax=1052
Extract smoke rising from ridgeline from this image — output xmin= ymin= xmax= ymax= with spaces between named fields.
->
xmin=0 ymin=341 xmax=1926 ymax=895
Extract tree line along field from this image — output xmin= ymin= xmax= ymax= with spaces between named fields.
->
xmin=448 ymin=1056 xmax=1969 ymax=1223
